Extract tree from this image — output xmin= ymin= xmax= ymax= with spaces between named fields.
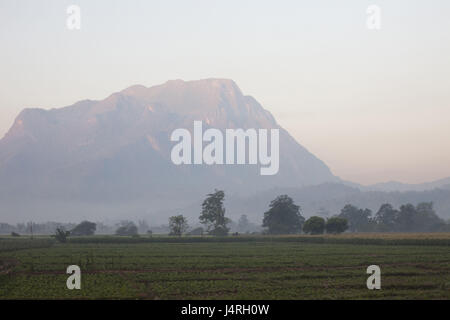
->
xmin=169 ymin=215 xmax=189 ymax=236
xmin=325 ymin=217 xmax=348 ymax=234
xmin=414 ymin=202 xmax=445 ymax=232
xmin=396 ymin=204 xmax=416 ymax=232
xmin=394 ymin=202 xmax=444 ymax=232
xmin=303 ymin=216 xmax=325 ymax=235
xmin=199 ymin=190 xmax=230 ymax=236
xmin=338 ymin=204 xmax=373 ymax=232
xmin=375 ymin=203 xmax=398 ymax=232
xmin=262 ymin=195 xmax=305 ymax=234
xmin=70 ymin=221 xmax=96 ymax=236
xmin=373 ymin=202 xmax=445 ymax=232
xmin=54 ymin=227 xmax=70 ymax=243
xmin=115 ymin=221 xmax=138 ymax=236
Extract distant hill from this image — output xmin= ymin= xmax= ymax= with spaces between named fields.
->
xmin=362 ymin=177 xmax=450 ymax=192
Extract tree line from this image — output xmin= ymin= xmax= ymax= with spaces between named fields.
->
xmin=166 ymin=190 xmax=449 ymax=236
xmin=2 ymin=189 xmax=449 ymax=239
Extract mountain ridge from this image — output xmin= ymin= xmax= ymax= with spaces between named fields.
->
xmin=0 ymin=78 xmax=339 ymax=222
xmin=2 ymin=78 xmax=448 ymax=223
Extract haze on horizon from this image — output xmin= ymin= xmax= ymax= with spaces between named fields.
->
xmin=1 ymin=0 xmax=450 ymax=185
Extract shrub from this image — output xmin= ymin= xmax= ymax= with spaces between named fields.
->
xmin=303 ymin=216 xmax=325 ymax=235
xmin=326 ymin=217 xmax=349 ymax=234
xmin=54 ymin=227 xmax=70 ymax=243
xmin=71 ymin=221 xmax=96 ymax=236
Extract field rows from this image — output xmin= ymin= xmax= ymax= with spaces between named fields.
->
xmin=0 ymin=241 xmax=449 ymax=299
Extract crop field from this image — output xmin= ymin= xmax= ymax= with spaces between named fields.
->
xmin=0 ymin=235 xmax=449 ymax=299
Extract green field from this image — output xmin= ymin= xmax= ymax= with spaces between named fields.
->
xmin=1 ymin=235 xmax=449 ymax=299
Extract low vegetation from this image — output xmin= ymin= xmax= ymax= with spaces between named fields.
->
xmin=0 ymin=235 xmax=449 ymax=299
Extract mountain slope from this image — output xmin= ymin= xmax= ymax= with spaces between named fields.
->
xmin=0 ymin=79 xmax=338 ymax=222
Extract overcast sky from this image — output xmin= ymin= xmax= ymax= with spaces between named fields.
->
xmin=1 ymin=0 xmax=449 ymax=185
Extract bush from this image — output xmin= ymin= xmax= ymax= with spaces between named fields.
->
xmin=54 ymin=227 xmax=70 ymax=243
xmin=11 ymin=232 xmax=20 ymax=237
xmin=326 ymin=217 xmax=348 ymax=234
xmin=71 ymin=221 xmax=96 ymax=236
xmin=303 ymin=216 xmax=325 ymax=235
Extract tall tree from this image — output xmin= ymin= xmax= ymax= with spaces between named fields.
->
xmin=262 ymin=195 xmax=305 ymax=234
xmin=169 ymin=215 xmax=189 ymax=236
xmin=375 ymin=203 xmax=398 ymax=231
xmin=338 ymin=204 xmax=373 ymax=232
xmin=396 ymin=204 xmax=416 ymax=232
xmin=414 ymin=202 xmax=444 ymax=232
xmin=199 ymin=190 xmax=230 ymax=236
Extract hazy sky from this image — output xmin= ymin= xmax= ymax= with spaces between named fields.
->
xmin=1 ymin=0 xmax=450 ymax=185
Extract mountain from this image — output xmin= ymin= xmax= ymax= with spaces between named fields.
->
xmin=0 ymin=79 xmax=339 ymax=222
xmin=363 ymin=177 xmax=450 ymax=192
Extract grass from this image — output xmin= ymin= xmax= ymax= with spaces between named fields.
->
xmin=0 ymin=233 xmax=449 ymax=299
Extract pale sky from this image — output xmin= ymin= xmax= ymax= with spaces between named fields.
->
xmin=1 ymin=0 xmax=450 ymax=185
